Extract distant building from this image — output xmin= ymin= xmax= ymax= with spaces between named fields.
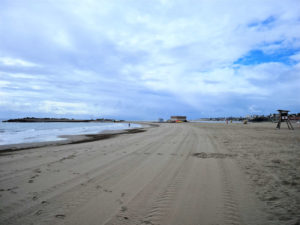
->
xmin=290 ymin=115 xmax=300 ymax=121
xmin=158 ymin=118 xmax=164 ymax=122
xmin=170 ymin=116 xmax=187 ymax=122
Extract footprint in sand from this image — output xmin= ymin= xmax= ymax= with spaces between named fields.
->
xmin=55 ymin=214 xmax=66 ymax=219
xmin=116 ymin=199 xmax=123 ymax=204
xmin=30 ymin=174 xmax=39 ymax=179
xmin=34 ymin=168 xmax=42 ymax=173
xmin=35 ymin=210 xmax=43 ymax=216
xmin=1 ymin=186 xmax=19 ymax=192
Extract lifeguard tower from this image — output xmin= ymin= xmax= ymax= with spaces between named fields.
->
xmin=276 ymin=110 xmax=294 ymax=130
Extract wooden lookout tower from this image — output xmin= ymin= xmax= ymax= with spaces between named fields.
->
xmin=276 ymin=110 xmax=294 ymax=130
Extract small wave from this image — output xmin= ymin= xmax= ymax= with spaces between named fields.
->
xmin=24 ymin=136 xmax=36 ymax=140
xmin=26 ymin=129 xmax=36 ymax=132
xmin=0 ymin=122 xmax=141 ymax=145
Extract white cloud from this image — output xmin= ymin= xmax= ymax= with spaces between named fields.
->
xmin=6 ymin=73 xmax=36 ymax=79
xmin=52 ymin=30 xmax=74 ymax=49
xmin=249 ymin=105 xmax=262 ymax=113
xmin=0 ymin=80 xmax=10 ymax=88
xmin=0 ymin=57 xmax=37 ymax=67
xmin=0 ymin=0 xmax=300 ymax=118
xmin=40 ymin=101 xmax=90 ymax=115
xmin=39 ymin=100 xmax=119 ymax=116
xmin=290 ymin=53 xmax=300 ymax=62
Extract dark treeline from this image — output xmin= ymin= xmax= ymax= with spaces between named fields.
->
xmin=3 ymin=117 xmax=124 ymax=123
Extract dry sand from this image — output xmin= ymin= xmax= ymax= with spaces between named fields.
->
xmin=0 ymin=122 xmax=299 ymax=225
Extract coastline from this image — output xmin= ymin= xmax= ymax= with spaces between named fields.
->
xmin=0 ymin=122 xmax=153 ymax=153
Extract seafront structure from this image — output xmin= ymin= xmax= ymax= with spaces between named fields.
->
xmin=276 ymin=109 xmax=294 ymax=130
xmin=170 ymin=116 xmax=187 ymax=122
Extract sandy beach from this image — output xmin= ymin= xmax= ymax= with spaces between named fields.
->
xmin=0 ymin=122 xmax=299 ymax=225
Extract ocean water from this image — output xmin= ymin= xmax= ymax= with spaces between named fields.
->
xmin=0 ymin=121 xmax=141 ymax=145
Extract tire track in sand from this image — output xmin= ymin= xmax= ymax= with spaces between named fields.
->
xmin=140 ymin=162 xmax=188 ymax=225
xmin=0 ymin=126 xmax=182 ymax=225
xmin=219 ymin=160 xmax=243 ymax=225
xmin=104 ymin=128 xmax=194 ymax=225
xmin=206 ymin=132 xmax=243 ymax=225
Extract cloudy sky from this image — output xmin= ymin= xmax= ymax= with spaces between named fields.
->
xmin=0 ymin=0 xmax=300 ymax=120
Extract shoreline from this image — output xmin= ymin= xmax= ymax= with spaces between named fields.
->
xmin=0 ymin=122 xmax=155 ymax=154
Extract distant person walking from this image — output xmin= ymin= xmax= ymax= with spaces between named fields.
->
xmin=128 ymin=123 xmax=131 ymax=127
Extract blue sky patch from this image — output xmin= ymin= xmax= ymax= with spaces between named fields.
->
xmin=248 ymin=16 xmax=276 ymax=28
xmin=234 ymin=48 xmax=299 ymax=65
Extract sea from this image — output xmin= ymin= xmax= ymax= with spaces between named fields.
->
xmin=0 ymin=121 xmax=141 ymax=145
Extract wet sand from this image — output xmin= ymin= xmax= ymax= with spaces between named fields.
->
xmin=0 ymin=122 xmax=299 ymax=225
